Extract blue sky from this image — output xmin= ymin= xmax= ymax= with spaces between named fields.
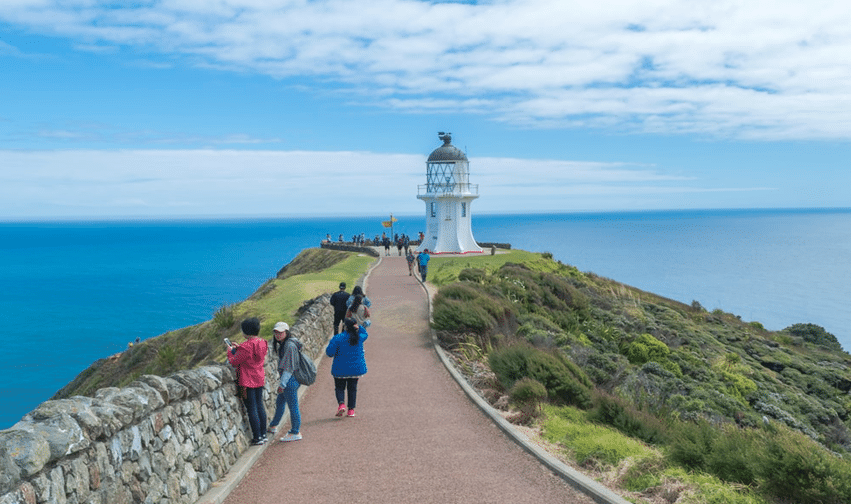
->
xmin=1 ymin=0 xmax=849 ymax=219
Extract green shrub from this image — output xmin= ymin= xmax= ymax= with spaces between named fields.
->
xmin=433 ymin=296 xmax=496 ymax=334
xmin=489 ymin=343 xmax=592 ymax=409
xmin=589 ymin=391 xmax=668 ymax=445
xmin=432 ymin=283 xmax=515 ymax=336
xmin=754 ymin=426 xmax=851 ymax=503
xmin=458 ymin=268 xmax=487 ymax=283
xmin=621 ymin=454 xmax=664 ymax=492
xmin=509 ymin=377 xmax=548 ymax=421
xmin=621 ymin=333 xmax=670 ymax=365
xmin=667 ymin=419 xmax=718 ymax=471
xmin=704 ymin=425 xmax=758 ymax=485
xmin=542 ymin=405 xmax=650 ymax=467
xmin=213 ymin=304 xmax=236 ymax=329
xmin=784 ymin=323 xmax=843 ymax=351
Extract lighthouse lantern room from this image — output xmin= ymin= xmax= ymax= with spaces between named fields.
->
xmin=416 ymin=132 xmax=483 ymax=254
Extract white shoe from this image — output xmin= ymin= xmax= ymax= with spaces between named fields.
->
xmin=280 ymin=432 xmax=302 ymax=442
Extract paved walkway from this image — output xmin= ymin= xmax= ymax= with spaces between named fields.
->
xmin=204 ymin=254 xmax=618 ymax=504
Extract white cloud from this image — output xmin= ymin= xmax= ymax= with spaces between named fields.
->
xmin=0 ymin=149 xmax=771 ymax=219
xmin=2 ymin=1 xmax=851 ymax=140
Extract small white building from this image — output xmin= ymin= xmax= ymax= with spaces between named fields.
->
xmin=416 ymin=133 xmax=483 ymax=254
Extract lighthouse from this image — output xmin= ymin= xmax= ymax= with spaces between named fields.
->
xmin=416 ymin=132 xmax=483 ymax=254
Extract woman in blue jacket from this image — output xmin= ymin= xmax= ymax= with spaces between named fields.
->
xmin=326 ymin=317 xmax=368 ymax=417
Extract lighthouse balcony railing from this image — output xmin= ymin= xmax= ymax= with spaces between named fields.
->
xmin=418 ymin=183 xmax=478 ymax=196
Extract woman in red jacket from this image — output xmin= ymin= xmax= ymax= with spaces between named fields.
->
xmin=227 ymin=317 xmax=268 ymax=445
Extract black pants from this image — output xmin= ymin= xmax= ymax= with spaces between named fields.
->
xmin=333 ymin=312 xmax=346 ymax=335
xmin=334 ymin=377 xmax=359 ymax=409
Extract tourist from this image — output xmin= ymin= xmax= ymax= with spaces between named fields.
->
xmin=346 ymin=285 xmax=372 ymax=309
xmin=346 ymin=294 xmax=371 ymax=328
xmin=326 ymin=318 xmax=368 ymax=418
xmin=417 ymin=248 xmax=431 ymax=282
xmin=329 ymin=282 xmax=349 ymax=335
xmin=226 ymin=317 xmax=268 ymax=445
xmin=406 ymin=249 xmax=415 ymax=276
xmin=269 ymin=321 xmax=303 ymax=442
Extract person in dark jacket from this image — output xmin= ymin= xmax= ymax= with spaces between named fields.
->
xmin=326 ymin=318 xmax=368 ymax=417
xmin=329 ymin=282 xmax=349 ymax=335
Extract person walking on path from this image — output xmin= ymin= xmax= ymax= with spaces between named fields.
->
xmin=226 ymin=317 xmax=268 ymax=445
xmin=346 ymin=294 xmax=371 ymax=328
xmin=417 ymin=248 xmax=431 ymax=282
xmin=268 ymin=321 xmax=303 ymax=442
xmin=346 ymin=285 xmax=371 ymax=309
xmin=326 ymin=317 xmax=368 ymax=418
xmin=406 ymin=249 xmax=415 ymax=276
xmin=329 ymin=282 xmax=349 ymax=335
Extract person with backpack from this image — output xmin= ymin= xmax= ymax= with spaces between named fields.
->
xmin=326 ymin=318 xmax=368 ymax=418
xmin=269 ymin=321 xmax=303 ymax=442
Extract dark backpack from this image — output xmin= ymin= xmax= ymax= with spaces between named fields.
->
xmin=288 ymin=340 xmax=317 ymax=386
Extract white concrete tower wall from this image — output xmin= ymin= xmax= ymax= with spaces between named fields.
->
xmin=416 ymin=133 xmax=483 ymax=254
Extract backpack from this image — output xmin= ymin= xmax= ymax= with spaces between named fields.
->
xmin=288 ymin=340 xmax=317 ymax=386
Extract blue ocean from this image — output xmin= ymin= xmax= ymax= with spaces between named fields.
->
xmin=1 ymin=209 xmax=849 ymax=429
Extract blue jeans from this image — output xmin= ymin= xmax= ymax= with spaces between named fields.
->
xmin=270 ymin=375 xmax=301 ymax=434
xmin=243 ymin=386 xmax=267 ymax=442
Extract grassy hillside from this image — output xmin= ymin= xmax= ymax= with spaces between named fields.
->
xmin=429 ymin=250 xmax=851 ymax=504
xmin=54 ymin=248 xmax=375 ymax=399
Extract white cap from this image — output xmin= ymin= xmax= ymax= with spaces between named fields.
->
xmin=273 ymin=321 xmax=289 ymax=332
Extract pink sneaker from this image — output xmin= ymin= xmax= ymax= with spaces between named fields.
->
xmin=336 ymin=404 xmax=346 ymax=417
xmin=347 ymin=409 xmax=356 ymax=417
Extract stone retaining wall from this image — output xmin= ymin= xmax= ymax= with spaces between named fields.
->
xmin=0 ymin=294 xmax=334 ymax=504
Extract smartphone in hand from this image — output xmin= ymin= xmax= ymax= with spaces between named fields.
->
xmin=224 ymin=338 xmax=232 ymax=347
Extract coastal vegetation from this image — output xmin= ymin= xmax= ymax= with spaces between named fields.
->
xmin=430 ymin=250 xmax=851 ymax=504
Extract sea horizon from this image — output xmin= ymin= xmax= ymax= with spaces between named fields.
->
xmin=2 ymin=205 xmax=849 ymax=223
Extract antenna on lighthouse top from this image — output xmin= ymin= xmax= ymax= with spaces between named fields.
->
xmin=438 ymin=132 xmax=452 ymax=145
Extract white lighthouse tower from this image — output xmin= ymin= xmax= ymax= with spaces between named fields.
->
xmin=417 ymin=132 xmax=482 ymax=254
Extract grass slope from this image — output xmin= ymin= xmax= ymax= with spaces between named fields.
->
xmin=54 ymin=248 xmax=375 ymax=399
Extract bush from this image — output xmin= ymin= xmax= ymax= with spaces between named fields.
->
xmin=489 ymin=343 xmax=592 ymax=409
xmin=432 ymin=283 xmax=515 ymax=336
xmin=542 ymin=405 xmax=650 ymax=467
xmin=433 ymin=297 xmax=496 ymax=334
xmin=667 ymin=419 xmax=718 ymax=471
xmin=458 ymin=268 xmax=487 ymax=283
xmin=589 ymin=391 xmax=668 ymax=445
xmin=213 ymin=304 xmax=236 ymax=329
xmin=509 ymin=377 xmax=548 ymax=421
xmin=621 ymin=333 xmax=670 ymax=365
xmin=784 ymin=323 xmax=843 ymax=351
xmin=754 ymin=426 xmax=851 ymax=503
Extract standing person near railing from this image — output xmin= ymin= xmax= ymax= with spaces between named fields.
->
xmin=226 ymin=317 xmax=268 ymax=446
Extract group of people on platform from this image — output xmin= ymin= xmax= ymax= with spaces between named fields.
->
xmin=225 ymin=283 xmax=371 ymax=446
xmin=322 ymin=231 xmax=424 ymax=256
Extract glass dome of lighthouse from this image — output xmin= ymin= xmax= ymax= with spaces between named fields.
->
xmin=416 ymin=132 xmax=482 ymax=254
xmin=424 ymin=132 xmax=473 ymax=196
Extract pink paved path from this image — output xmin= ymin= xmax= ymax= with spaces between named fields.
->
xmin=221 ymin=254 xmax=596 ymax=504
